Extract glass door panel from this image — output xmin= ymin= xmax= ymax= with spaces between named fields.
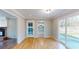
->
xmin=59 ymin=19 xmax=66 ymax=44
xmin=59 ymin=16 xmax=79 ymax=49
xmin=66 ymin=16 xmax=79 ymax=48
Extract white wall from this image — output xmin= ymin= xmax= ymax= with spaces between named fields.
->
xmin=7 ymin=18 xmax=17 ymax=38
xmin=26 ymin=19 xmax=52 ymax=38
xmin=51 ymin=19 xmax=59 ymax=39
xmin=17 ymin=16 xmax=26 ymax=43
xmin=2 ymin=10 xmax=26 ymax=44
xmin=0 ymin=16 xmax=7 ymax=27
xmin=44 ymin=20 xmax=52 ymax=37
xmin=7 ymin=16 xmax=26 ymax=44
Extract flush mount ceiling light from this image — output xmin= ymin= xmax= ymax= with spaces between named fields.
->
xmin=43 ymin=9 xmax=54 ymax=14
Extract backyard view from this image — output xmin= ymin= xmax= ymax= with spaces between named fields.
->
xmin=59 ymin=16 xmax=79 ymax=48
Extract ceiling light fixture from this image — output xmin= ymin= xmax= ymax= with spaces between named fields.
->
xmin=43 ymin=9 xmax=54 ymax=14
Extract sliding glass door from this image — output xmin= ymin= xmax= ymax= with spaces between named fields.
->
xmin=59 ymin=19 xmax=66 ymax=44
xmin=59 ymin=15 xmax=79 ymax=49
xmin=66 ymin=16 xmax=79 ymax=48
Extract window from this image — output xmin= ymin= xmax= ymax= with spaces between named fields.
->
xmin=28 ymin=22 xmax=33 ymax=35
xmin=59 ymin=19 xmax=66 ymax=44
xmin=59 ymin=16 xmax=79 ymax=48
xmin=38 ymin=25 xmax=44 ymax=32
xmin=28 ymin=28 xmax=33 ymax=35
xmin=28 ymin=22 xmax=33 ymax=27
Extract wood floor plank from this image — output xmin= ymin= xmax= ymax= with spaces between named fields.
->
xmin=14 ymin=38 xmax=66 ymax=49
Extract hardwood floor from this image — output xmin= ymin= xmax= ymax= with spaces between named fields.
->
xmin=14 ymin=37 xmax=66 ymax=49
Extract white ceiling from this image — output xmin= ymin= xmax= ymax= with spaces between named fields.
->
xmin=15 ymin=9 xmax=79 ymax=19
xmin=0 ymin=10 xmax=16 ymax=19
